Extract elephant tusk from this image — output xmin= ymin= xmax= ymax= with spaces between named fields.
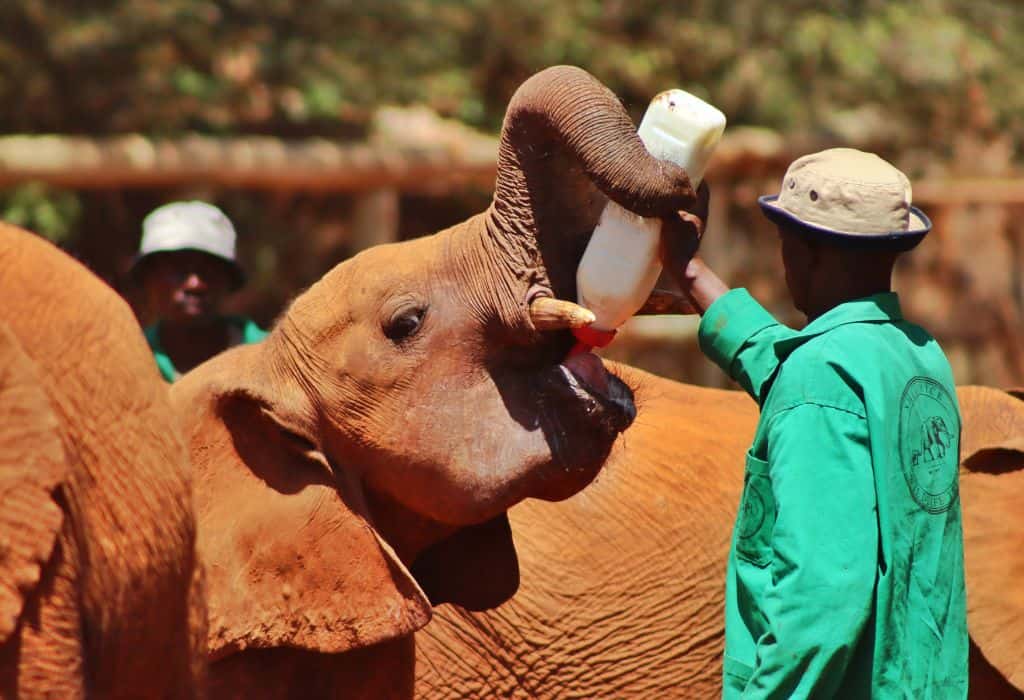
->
xmin=636 ymin=289 xmax=700 ymax=316
xmin=529 ymin=297 xmax=596 ymax=330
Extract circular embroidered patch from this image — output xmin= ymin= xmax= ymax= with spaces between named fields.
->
xmin=899 ymin=377 xmax=960 ymax=514
xmin=737 ymin=477 xmax=768 ymax=539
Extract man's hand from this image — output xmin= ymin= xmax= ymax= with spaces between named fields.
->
xmin=674 ymin=257 xmax=731 ymax=315
xmin=660 ymin=180 xmax=710 ymax=270
xmin=658 ymin=182 xmax=730 ymax=314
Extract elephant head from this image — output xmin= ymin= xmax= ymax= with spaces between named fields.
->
xmin=174 ymin=65 xmax=699 ymax=665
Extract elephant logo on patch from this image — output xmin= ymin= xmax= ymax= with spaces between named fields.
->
xmin=899 ymin=377 xmax=960 ymax=514
xmin=911 ymin=416 xmax=952 ymax=466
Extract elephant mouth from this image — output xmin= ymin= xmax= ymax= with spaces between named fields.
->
xmin=532 ymin=350 xmax=636 ymax=484
xmin=559 ymin=351 xmax=636 ymax=434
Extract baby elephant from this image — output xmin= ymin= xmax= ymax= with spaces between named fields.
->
xmin=173 ymin=65 xmax=700 ymax=698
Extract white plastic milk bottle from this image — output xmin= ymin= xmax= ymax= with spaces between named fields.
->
xmin=574 ymin=89 xmax=726 ymax=347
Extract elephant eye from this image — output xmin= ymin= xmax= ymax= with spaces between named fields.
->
xmin=383 ymin=306 xmax=426 ymax=343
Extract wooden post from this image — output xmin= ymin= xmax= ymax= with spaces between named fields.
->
xmin=349 ymin=188 xmax=400 ymax=251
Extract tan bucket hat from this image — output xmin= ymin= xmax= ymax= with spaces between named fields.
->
xmin=758 ymin=148 xmax=931 ymax=251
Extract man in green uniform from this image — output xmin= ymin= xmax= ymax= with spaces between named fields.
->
xmin=664 ymin=148 xmax=968 ymax=697
xmin=131 ymin=200 xmax=267 ymax=382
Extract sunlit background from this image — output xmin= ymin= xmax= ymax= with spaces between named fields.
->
xmin=3 ymin=1 xmax=1021 ymax=387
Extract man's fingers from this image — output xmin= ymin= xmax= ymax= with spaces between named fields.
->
xmin=678 ymin=210 xmax=705 ymax=236
xmin=667 ymin=180 xmax=710 ymax=243
xmin=658 ymin=180 xmax=711 ymax=291
xmin=660 ymin=212 xmax=701 ymax=266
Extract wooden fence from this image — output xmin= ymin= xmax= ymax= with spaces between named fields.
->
xmin=1 ymin=114 xmax=1020 ymax=388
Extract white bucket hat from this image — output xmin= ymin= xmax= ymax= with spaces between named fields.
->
xmin=758 ymin=148 xmax=931 ymax=251
xmin=131 ymin=201 xmax=245 ymax=288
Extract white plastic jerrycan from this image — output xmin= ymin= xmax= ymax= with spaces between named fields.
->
xmin=573 ymin=89 xmax=726 ymax=349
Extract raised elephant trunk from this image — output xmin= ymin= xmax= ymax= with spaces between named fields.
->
xmin=486 ymin=65 xmax=697 ymax=307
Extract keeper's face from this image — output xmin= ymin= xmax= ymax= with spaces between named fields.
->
xmin=142 ymin=250 xmax=235 ymax=324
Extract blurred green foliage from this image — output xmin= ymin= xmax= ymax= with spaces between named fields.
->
xmin=0 ymin=183 xmax=81 ymax=245
xmin=2 ymin=0 xmax=1022 ymax=332
xmin=1 ymin=0 xmax=1021 ymax=153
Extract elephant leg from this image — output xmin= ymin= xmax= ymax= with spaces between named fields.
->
xmin=0 ymin=532 xmax=85 ymax=699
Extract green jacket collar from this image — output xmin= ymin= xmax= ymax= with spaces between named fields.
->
xmin=802 ymin=292 xmax=902 ymax=334
xmin=774 ymin=292 xmax=902 ymax=360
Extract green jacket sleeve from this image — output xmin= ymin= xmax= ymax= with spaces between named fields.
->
xmin=698 ymin=289 xmax=797 ymax=404
xmin=744 ymin=403 xmax=877 ymax=699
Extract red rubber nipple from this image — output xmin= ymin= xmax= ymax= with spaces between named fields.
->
xmin=569 ymin=326 xmax=617 ymax=356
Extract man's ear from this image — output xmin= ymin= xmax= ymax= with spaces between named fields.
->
xmin=186 ymin=380 xmax=432 ymax=660
xmin=803 ymin=234 xmax=822 ymax=268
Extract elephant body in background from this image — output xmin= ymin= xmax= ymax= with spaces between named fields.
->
xmin=0 ymin=225 xmax=203 ymax=698
xmin=416 ymin=368 xmax=1024 ymax=698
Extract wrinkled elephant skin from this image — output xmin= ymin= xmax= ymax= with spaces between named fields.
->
xmin=0 ymin=225 xmax=203 ymax=698
xmin=171 ymin=66 xmax=700 ymax=697
xmin=416 ymin=369 xmax=1024 ymax=699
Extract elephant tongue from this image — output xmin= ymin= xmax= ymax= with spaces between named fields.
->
xmin=563 ymin=351 xmax=610 ymax=396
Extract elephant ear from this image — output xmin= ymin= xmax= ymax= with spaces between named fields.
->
xmin=957 ymin=385 xmax=1024 ymax=691
xmin=177 ymin=374 xmax=432 ymax=660
xmin=959 ymin=385 xmax=1024 ymax=473
xmin=0 ymin=323 xmax=67 ymax=641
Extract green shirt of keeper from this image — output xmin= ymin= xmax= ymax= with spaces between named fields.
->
xmin=699 ymin=288 xmax=968 ymax=699
xmin=144 ymin=316 xmax=267 ymax=382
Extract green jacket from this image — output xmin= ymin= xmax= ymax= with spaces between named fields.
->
xmin=144 ymin=316 xmax=267 ymax=382
xmin=699 ymin=289 xmax=967 ymax=699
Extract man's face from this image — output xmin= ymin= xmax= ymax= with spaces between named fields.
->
xmin=779 ymin=226 xmax=814 ymax=315
xmin=142 ymin=250 xmax=235 ymax=324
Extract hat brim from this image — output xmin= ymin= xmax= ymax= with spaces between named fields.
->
xmin=758 ymin=195 xmax=931 ymax=252
xmin=129 ymin=248 xmax=246 ymax=290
